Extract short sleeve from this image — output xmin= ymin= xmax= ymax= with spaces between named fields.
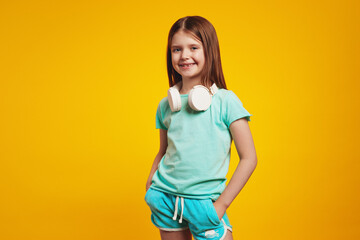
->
xmin=155 ymin=102 xmax=168 ymax=130
xmin=222 ymin=90 xmax=252 ymax=128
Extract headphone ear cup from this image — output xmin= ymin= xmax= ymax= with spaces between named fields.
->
xmin=168 ymin=87 xmax=182 ymax=112
xmin=188 ymin=86 xmax=212 ymax=111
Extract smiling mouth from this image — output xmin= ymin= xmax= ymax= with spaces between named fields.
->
xmin=179 ymin=63 xmax=196 ymax=67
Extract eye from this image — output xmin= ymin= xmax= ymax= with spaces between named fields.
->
xmin=172 ymin=48 xmax=181 ymax=52
xmin=192 ymin=47 xmax=198 ymax=50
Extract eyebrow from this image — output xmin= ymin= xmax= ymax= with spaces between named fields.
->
xmin=171 ymin=44 xmax=201 ymax=48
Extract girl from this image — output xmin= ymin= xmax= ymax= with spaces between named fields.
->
xmin=145 ymin=16 xmax=257 ymax=240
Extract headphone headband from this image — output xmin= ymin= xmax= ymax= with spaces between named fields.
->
xmin=173 ymin=81 xmax=218 ymax=95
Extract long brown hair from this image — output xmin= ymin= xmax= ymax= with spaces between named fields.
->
xmin=166 ymin=16 xmax=227 ymax=90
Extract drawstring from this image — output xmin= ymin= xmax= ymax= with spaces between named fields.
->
xmin=172 ymin=197 xmax=179 ymax=220
xmin=179 ymin=197 xmax=184 ymax=223
xmin=172 ymin=196 xmax=185 ymax=223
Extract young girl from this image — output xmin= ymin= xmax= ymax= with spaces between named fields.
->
xmin=145 ymin=16 xmax=257 ymax=240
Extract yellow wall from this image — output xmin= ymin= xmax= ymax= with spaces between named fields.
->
xmin=1 ymin=0 xmax=359 ymax=239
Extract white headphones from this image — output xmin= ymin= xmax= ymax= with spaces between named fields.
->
xmin=167 ymin=81 xmax=219 ymax=112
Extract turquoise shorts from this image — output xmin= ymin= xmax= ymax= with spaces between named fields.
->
xmin=145 ymin=187 xmax=233 ymax=240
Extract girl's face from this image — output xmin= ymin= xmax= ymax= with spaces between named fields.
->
xmin=171 ymin=30 xmax=205 ymax=83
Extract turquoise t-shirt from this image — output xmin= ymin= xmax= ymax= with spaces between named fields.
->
xmin=150 ymin=88 xmax=252 ymax=201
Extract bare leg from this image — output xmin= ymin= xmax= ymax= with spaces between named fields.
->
xmin=160 ymin=229 xmax=192 ymax=240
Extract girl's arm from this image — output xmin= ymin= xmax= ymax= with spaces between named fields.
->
xmin=146 ymin=128 xmax=168 ymax=191
xmin=213 ymin=117 xmax=257 ymax=219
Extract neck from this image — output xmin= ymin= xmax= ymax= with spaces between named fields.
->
xmin=179 ymin=78 xmax=211 ymax=95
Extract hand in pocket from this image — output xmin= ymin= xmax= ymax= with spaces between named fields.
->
xmin=212 ymin=200 xmax=226 ymax=221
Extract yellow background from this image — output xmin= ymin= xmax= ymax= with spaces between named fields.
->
xmin=1 ymin=0 xmax=359 ymax=239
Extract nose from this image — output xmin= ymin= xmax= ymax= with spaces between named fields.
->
xmin=181 ymin=48 xmax=191 ymax=60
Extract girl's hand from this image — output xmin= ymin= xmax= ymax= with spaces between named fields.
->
xmin=213 ymin=200 xmax=228 ymax=220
